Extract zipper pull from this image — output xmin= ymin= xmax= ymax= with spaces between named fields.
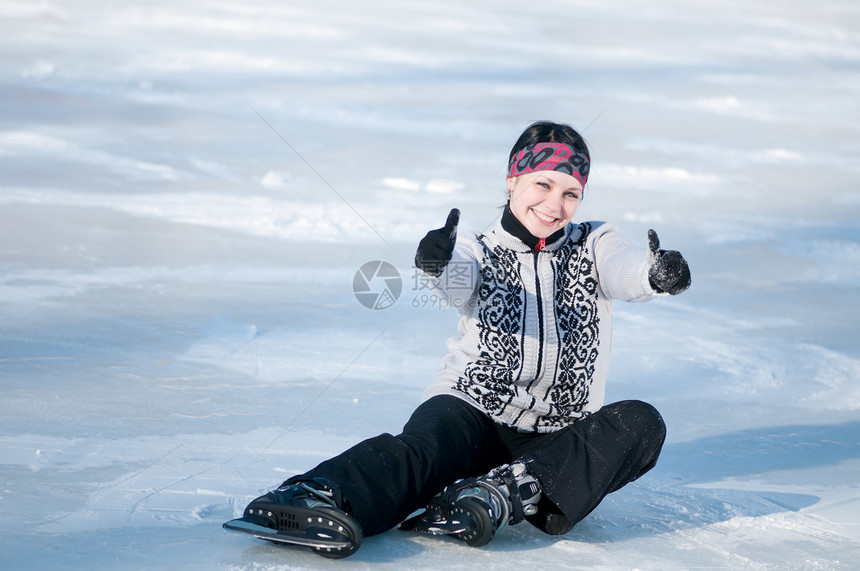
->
xmin=534 ymin=238 xmax=545 ymax=252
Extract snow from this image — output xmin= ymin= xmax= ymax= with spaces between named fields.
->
xmin=2 ymin=0 xmax=859 ymax=568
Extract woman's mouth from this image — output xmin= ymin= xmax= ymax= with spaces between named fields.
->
xmin=531 ymin=209 xmax=558 ymax=225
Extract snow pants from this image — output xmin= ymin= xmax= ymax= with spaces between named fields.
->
xmin=284 ymin=395 xmax=666 ymax=537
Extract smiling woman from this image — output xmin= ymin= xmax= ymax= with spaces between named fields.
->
xmin=227 ymin=120 xmax=693 ymax=557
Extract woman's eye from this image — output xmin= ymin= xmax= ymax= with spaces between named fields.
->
xmin=537 ymin=182 xmax=550 ymax=189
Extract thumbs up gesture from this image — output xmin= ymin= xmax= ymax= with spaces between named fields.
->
xmin=415 ymin=208 xmax=460 ymax=277
xmin=647 ymin=229 xmax=691 ymax=295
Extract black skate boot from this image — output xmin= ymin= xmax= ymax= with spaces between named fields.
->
xmin=224 ymin=480 xmax=362 ymax=559
xmin=400 ymin=462 xmax=542 ymax=547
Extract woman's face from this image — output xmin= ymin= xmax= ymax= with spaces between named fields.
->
xmin=507 ymin=170 xmax=582 ymax=239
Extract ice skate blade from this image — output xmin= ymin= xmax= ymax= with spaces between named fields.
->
xmin=398 ymin=511 xmax=474 ymax=535
xmin=223 ymin=517 xmax=353 ymax=549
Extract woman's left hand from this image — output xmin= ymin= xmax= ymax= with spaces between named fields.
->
xmin=647 ymin=229 xmax=691 ymax=295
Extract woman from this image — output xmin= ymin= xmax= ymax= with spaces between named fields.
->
xmin=225 ymin=120 xmax=691 ymax=558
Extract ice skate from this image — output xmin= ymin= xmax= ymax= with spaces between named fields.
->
xmin=224 ymin=481 xmax=362 ymax=559
xmin=400 ymin=462 xmax=542 ymax=547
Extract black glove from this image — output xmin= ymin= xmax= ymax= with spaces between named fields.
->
xmin=415 ymin=208 xmax=460 ymax=277
xmin=647 ymin=229 xmax=691 ymax=295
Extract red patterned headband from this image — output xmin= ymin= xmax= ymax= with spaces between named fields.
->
xmin=507 ymin=142 xmax=590 ymax=186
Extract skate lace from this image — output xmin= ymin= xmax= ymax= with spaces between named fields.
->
xmin=298 ymin=482 xmax=337 ymax=508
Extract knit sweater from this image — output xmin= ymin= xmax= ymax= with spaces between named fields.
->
xmin=422 ymin=216 xmax=661 ymax=433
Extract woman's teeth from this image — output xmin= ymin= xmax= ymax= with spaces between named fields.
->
xmin=533 ymin=210 xmax=556 ymax=223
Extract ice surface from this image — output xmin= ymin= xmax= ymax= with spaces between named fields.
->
xmin=2 ymin=0 xmax=859 ymax=569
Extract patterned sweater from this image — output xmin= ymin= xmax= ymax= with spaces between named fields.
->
xmin=422 ymin=217 xmax=661 ymax=433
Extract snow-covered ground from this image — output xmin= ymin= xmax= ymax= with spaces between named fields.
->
xmin=2 ymin=0 xmax=859 ymax=568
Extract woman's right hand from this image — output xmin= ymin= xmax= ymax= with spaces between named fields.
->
xmin=414 ymin=208 xmax=460 ymax=277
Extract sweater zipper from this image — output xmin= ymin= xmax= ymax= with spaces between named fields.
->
xmin=513 ymin=251 xmax=545 ymax=427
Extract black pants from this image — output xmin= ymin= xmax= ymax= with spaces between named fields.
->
xmin=285 ymin=396 xmax=666 ymax=537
